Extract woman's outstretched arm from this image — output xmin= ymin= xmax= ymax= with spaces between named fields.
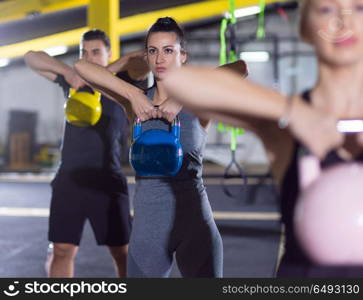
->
xmin=75 ymin=60 xmax=155 ymax=121
xmin=164 ymin=66 xmax=343 ymax=159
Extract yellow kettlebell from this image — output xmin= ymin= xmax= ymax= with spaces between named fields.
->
xmin=64 ymin=88 xmax=102 ymax=127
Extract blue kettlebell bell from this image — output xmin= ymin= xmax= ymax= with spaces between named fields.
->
xmin=130 ymin=116 xmax=183 ymax=177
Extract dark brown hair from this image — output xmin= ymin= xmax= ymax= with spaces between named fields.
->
xmin=145 ymin=17 xmax=186 ymax=50
xmin=81 ymin=29 xmax=111 ymax=49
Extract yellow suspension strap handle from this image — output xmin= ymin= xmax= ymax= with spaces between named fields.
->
xmin=64 ymin=88 xmax=102 ymax=127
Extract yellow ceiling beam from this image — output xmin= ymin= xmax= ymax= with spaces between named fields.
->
xmin=0 ymin=0 xmax=289 ymax=59
xmin=0 ymin=27 xmax=87 ymax=58
xmin=0 ymin=0 xmax=89 ymax=24
xmin=115 ymin=0 xmax=287 ymax=36
xmin=88 ymin=0 xmax=120 ymax=61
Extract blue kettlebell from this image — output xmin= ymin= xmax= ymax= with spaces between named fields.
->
xmin=130 ymin=116 xmax=183 ymax=177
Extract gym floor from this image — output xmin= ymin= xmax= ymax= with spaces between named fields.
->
xmin=0 ymin=169 xmax=281 ymax=278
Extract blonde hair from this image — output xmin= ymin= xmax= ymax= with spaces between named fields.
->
xmin=299 ymin=0 xmax=311 ymax=40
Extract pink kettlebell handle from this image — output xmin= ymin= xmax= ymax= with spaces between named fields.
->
xmin=298 ymin=155 xmax=321 ymax=190
xmin=298 ymin=120 xmax=363 ymax=190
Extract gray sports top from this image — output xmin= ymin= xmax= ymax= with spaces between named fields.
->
xmin=135 ymin=86 xmax=207 ymax=182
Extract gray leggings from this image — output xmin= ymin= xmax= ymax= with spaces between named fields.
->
xmin=127 ymin=181 xmax=223 ymax=277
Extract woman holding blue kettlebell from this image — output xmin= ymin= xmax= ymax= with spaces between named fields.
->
xmin=75 ymin=17 xmax=223 ymax=277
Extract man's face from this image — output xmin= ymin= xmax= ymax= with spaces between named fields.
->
xmin=80 ymin=39 xmax=111 ymax=66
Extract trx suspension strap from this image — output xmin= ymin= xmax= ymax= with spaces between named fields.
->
xmin=218 ymin=0 xmax=247 ymax=198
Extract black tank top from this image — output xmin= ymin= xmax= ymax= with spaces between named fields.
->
xmin=52 ymin=72 xmax=147 ymax=192
xmin=55 ymin=71 xmax=146 ymax=174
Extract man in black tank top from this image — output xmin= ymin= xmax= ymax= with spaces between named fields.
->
xmin=24 ymin=29 xmax=148 ymax=277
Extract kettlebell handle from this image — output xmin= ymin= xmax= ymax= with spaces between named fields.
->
xmin=299 ymin=120 xmax=363 ymax=190
xmin=68 ymin=88 xmax=101 ymax=100
xmin=134 ymin=115 xmax=181 ymax=127
xmin=132 ymin=111 xmax=181 ymax=141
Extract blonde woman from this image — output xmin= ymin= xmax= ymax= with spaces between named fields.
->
xmin=163 ymin=0 xmax=363 ymax=277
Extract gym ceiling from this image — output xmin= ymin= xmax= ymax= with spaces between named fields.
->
xmin=0 ymin=0 xmax=291 ymax=60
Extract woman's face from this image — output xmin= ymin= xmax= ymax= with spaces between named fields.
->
xmin=305 ymin=0 xmax=363 ymax=67
xmin=146 ymin=32 xmax=187 ymax=81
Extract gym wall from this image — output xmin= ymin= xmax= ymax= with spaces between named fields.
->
xmin=0 ymin=8 xmax=316 ymax=169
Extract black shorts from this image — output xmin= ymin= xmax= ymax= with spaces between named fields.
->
xmin=48 ymin=171 xmax=131 ymax=246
